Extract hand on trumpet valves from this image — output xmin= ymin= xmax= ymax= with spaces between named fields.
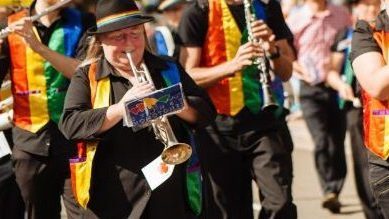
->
xmin=118 ymin=81 xmax=154 ymax=114
xmin=229 ymin=42 xmax=262 ymax=74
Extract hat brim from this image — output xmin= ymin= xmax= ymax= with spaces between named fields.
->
xmin=87 ymin=15 xmax=154 ymax=35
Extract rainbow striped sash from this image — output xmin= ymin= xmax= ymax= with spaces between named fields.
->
xmin=8 ymin=8 xmax=83 ymax=133
xmin=202 ymin=0 xmax=284 ymax=116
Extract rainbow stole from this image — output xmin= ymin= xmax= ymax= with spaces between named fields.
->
xmin=360 ymin=25 xmax=389 ymax=160
xmin=7 ymin=8 xmax=82 ymax=133
xmin=202 ymin=0 xmax=284 ymax=116
xmin=70 ymin=62 xmax=202 ymax=215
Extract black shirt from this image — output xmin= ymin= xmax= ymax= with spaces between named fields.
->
xmin=0 ymin=7 xmax=95 ymax=156
xmin=349 ymin=11 xmax=387 ymax=63
xmin=58 ymin=52 xmax=216 ymax=217
xmin=177 ymin=0 xmax=293 ymax=132
xmin=178 ymin=0 xmax=293 ymax=47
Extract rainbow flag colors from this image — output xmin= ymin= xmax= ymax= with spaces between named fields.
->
xmin=7 ymin=8 xmax=82 ymax=133
xmin=201 ymin=0 xmax=284 ymax=116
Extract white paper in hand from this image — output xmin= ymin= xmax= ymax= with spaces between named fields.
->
xmin=0 ymin=132 xmax=11 ymax=158
xmin=142 ymin=156 xmax=174 ymax=190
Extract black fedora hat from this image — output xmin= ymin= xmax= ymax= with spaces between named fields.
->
xmin=88 ymin=0 xmax=154 ymax=34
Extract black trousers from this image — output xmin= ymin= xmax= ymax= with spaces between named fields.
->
xmin=0 ymin=156 xmax=25 ymax=219
xmin=197 ymin=116 xmax=296 ymax=219
xmin=300 ymin=82 xmax=347 ymax=195
xmin=368 ymin=150 xmax=389 ymax=219
xmin=345 ymin=107 xmax=383 ymax=219
xmin=12 ymin=147 xmax=82 ymax=219
xmin=0 ymin=129 xmax=25 ymax=219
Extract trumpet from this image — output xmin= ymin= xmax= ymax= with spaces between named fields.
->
xmin=0 ymin=0 xmax=72 ymax=39
xmin=126 ymin=51 xmax=192 ymax=165
xmin=243 ymin=0 xmax=278 ymax=111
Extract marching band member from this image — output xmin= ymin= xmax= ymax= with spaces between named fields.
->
xmin=351 ymin=0 xmax=389 ymax=217
xmin=152 ymin=0 xmax=188 ymax=59
xmin=326 ymin=0 xmax=383 ymax=217
xmin=58 ymin=0 xmax=215 ymax=218
xmin=0 ymin=0 xmax=93 ymax=217
xmin=178 ymin=0 xmax=297 ymax=218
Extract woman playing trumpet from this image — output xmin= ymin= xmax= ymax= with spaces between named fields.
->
xmin=59 ymin=0 xmax=215 ymax=218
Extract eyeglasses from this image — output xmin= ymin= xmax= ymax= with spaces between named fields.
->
xmin=104 ymin=27 xmax=144 ymax=42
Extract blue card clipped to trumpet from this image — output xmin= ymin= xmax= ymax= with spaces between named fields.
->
xmin=123 ymin=83 xmax=185 ymax=129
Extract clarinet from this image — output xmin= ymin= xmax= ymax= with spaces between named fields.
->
xmin=243 ymin=0 xmax=278 ymax=111
xmin=0 ymin=0 xmax=72 ymax=39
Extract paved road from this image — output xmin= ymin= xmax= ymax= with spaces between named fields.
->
xmin=252 ymin=118 xmax=365 ymax=219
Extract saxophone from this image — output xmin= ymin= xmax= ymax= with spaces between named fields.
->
xmin=243 ymin=0 xmax=278 ymax=111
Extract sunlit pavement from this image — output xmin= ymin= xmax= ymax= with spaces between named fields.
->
xmin=253 ymin=119 xmax=365 ymax=219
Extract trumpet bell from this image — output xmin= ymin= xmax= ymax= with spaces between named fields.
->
xmin=161 ymin=143 xmax=192 ymax=165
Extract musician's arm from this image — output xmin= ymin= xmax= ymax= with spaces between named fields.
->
xmin=59 ymin=67 xmax=108 ymax=140
xmin=27 ymin=39 xmax=80 ymax=78
xmin=12 ymin=13 xmax=95 ymax=79
xmin=327 ymin=52 xmax=355 ymax=101
xmin=326 ymin=52 xmax=346 ymax=90
xmin=178 ymin=2 xmax=235 ymax=88
xmin=266 ymin=0 xmax=294 ymax=81
xmin=350 ymin=19 xmax=389 ymax=100
xmin=179 ymin=46 xmax=238 ymax=88
xmin=271 ymin=39 xmax=294 ymax=81
xmin=175 ymin=63 xmax=216 ymax=127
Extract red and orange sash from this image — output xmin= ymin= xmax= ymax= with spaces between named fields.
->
xmin=69 ymin=63 xmax=110 ymax=208
xmin=362 ymin=26 xmax=389 ymax=159
xmin=7 ymin=9 xmax=82 ymax=133
xmin=202 ymin=0 xmax=285 ymax=116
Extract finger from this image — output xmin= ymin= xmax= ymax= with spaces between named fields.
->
xmin=241 ymin=60 xmax=254 ymax=67
xmin=239 ymin=46 xmax=257 ymax=56
xmin=250 ymin=20 xmax=265 ymax=28
xmin=239 ymin=42 xmax=254 ymax=51
xmin=268 ymin=35 xmax=276 ymax=43
xmin=253 ymin=30 xmax=273 ymax=39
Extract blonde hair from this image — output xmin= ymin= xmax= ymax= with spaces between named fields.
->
xmin=79 ymin=29 xmax=153 ymax=68
xmin=79 ymin=36 xmax=103 ymax=67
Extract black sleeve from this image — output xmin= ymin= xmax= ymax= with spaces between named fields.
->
xmin=177 ymin=2 xmax=208 ymax=47
xmin=0 ymin=21 xmax=10 ymax=84
xmin=266 ymin=0 xmax=293 ymax=41
xmin=331 ymin=28 xmax=348 ymax=52
xmin=177 ymin=63 xmax=216 ymax=128
xmin=350 ymin=19 xmax=381 ymax=63
xmin=59 ymin=66 xmax=108 ymax=141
